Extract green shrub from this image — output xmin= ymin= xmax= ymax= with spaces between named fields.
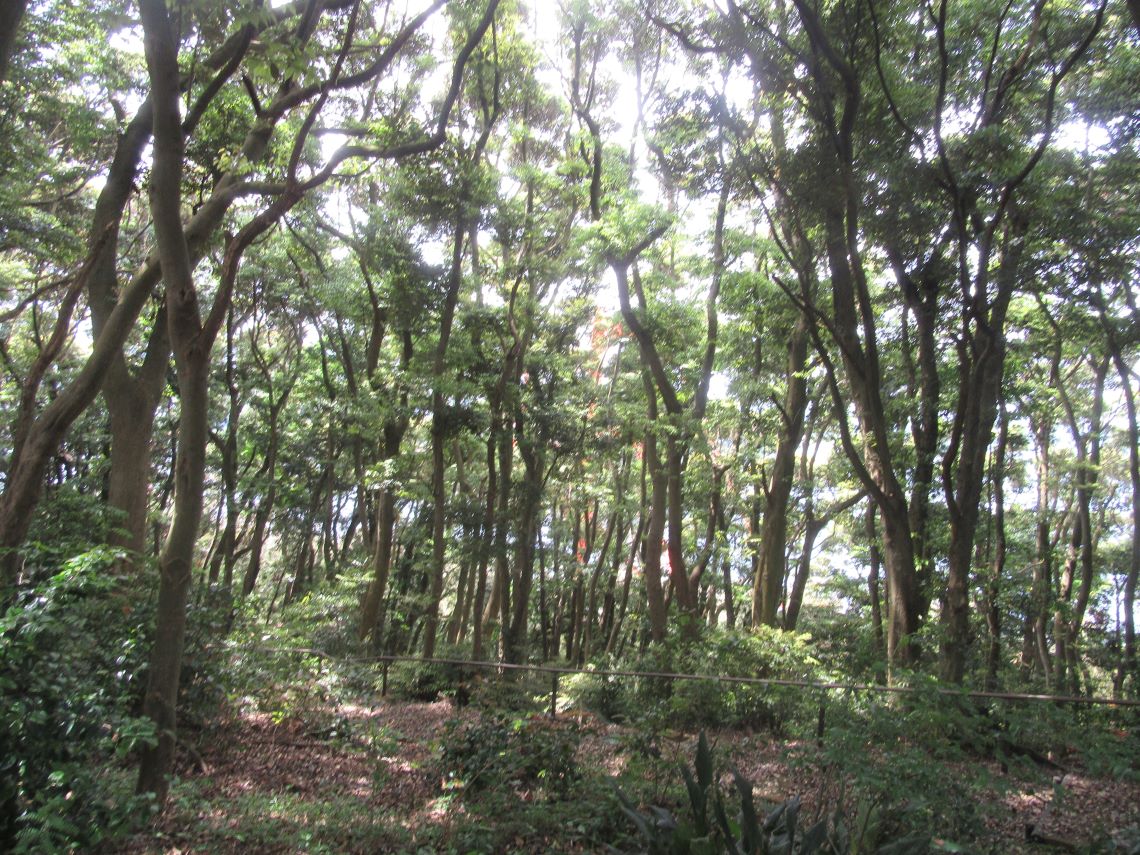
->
xmin=0 ymin=547 xmax=158 ymax=852
xmin=811 ymin=678 xmax=991 ymax=846
xmin=564 ymin=668 xmax=627 ymax=720
xmin=178 ymin=583 xmax=235 ymax=727
xmin=614 ymin=731 xmax=935 ymax=854
xmin=571 ymin=627 xmax=823 ymax=734
xmin=389 ymin=657 xmax=465 ymax=702
xmin=440 ymin=712 xmax=581 ymax=799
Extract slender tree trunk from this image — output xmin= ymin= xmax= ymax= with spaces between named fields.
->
xmin=608 ymin=507 xmax=645 ymax=655
xmin=1031 ymin=415 xmax=1055 ymax=681
xmin=1109 ymin=345 xmax=1139 ymax=695
xmin=1055 ymin=357 xmax=1107 ymax=693
xmin=783 ymin=512 xmax=825 ymax=631
xmin=902 ymin=289 xmax=940 ymax=617
xmin=642 ymin=429 xmax=668 ymax=643
xmin=754 ymin=313 xmax=809 ymax=627
xmin=105 ymin=363 xmax=165 ymax=556
xmin=136 ymin=356 xmax=207 ymax=801
xmin=940 ymin=225 xmax=1021 ymax=683
xmin=984 ymin=400 xmax=1009 ymax=690
xmin=241 ymin=394 xmax=288 ymax=597
xmin=471 ymin=436 xmax=496 ymax=660
xmin=208 ymin=310 xmax=241 ymax=587
xmin=538 ymin=524 xmax=550 ymax=660
xmin=487 ymin=417 xmax=515 ymax=654
xmin=423 ymin=220 xmax=465 ymax=660
xmin=507 ymin=453 xmax=542 ymax=663
xmin=866 ymin=504 xmax=884 ymax=657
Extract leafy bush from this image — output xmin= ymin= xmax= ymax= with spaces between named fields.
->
xmin=569 ymin=627 xmax=822 ymax=734
xmin=614 ymin=731 xmax=934 ymax=854
xmin=0 ymin=547 xmax=157 ymax=852
xmin=466 ymin=668 xmax=550 ymax=712
xmin=440 ymin=712 xmax=581 ymax=799
xmin=811 ymin=679 xmax=991 ymax=845
xmin=392 ymin=658 xmax=464 ymax=701
xmin=178 ymin=583 xmax=236 ymax=727
xmin=565 ymin=667 xmax=627 ymax=720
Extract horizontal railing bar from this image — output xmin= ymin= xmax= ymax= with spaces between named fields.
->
xmin=230 ymin=646 xmax=1140 ymax=708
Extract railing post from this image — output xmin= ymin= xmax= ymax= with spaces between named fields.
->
xmin=550 ymin=671 xmax=558 ymax=718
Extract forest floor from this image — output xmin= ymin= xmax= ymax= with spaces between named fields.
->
xmin=111 ymin=698 xmax=1140 ymax=854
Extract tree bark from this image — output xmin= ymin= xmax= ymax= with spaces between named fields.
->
xmin=1029 ymin=412 xmax=1055 ymax=680
xmin=753 ymin=312 xmax=809 ymax=626
xmin=135 ymin=0 xmax=206 ymax=800
xmin=0 ymin=0 xmax=28 ymax=84
xmin=866 ymin=504 xmax=885 ymax=657
xmin=940 ymin=222 xmax=1023 ymax=683
xmin=423 ymin=219 xmax=466 ymax=660
xmin=359 ymin=332 xmax=412 ymax=643
xmin=783 ymin=510 xmax=824 ymax=632
xmin=1104 ymin=319 xmax=1139 ymax=696
xmin=240 ymin=386 xmax=290 ymax=597
xmin=984 ymin=399 xmax=1009 ymax=690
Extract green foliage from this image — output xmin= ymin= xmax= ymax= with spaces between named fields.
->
xmin=569 ymin=628 xmax=822 ymax=734
xmin=440 ymin=712 xmax=581 ymax=799
xmin=985 ymin=700 xmax=1140 ymax=782
xmin=390 ymin=656 xmax=467 ymax=702
xmin=613 ymin=731 xmax=934 ymax=855
xmin=221 ymin=579 xmax=379 ymax=725
xmin=811 ymin=681 xmax=992 ymax=846
xmin=17 ymin=479 xmax=111 ymax=584
xmin=0 ymin=547 xmax=157 ymax=852
xmin=159 ymin=779 xmax=410 ymax=853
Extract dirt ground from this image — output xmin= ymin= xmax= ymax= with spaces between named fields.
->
xmin=113 ymin=699 xmax=1140 ymax=853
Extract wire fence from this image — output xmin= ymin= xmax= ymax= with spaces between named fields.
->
xmin=239 ymin=645 xmax=1140 ymax=711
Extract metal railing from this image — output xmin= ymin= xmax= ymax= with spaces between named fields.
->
xmin=240 ymin=645 xmax=1140 ymax=712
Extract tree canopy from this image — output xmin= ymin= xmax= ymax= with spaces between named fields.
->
xmin=0 ymin=0 xmax=1137 ymax=843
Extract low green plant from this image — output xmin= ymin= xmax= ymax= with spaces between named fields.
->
xmin=160 ymin=778 xmax=410 ymax=852
xmin=613 ymin=732 xmax=934 ymax=854
xmin=809 ymin=680 xmax=991 ymax=846
xmin=440 ymin=712 xmax=581 ymax=798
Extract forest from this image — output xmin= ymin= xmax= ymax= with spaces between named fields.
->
xmin=0 ymin=0 xmax=1138 ymax=851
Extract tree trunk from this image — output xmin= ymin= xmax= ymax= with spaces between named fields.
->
xmin=940 ymin=223 xmax=1022 ymax=683
xmin=753 ymin=312 xmax=809 ymax=627
xmin=470 ymin=433 xmax=496 ymax=660
xmin=135 ymin=355 xmax=207 ymax=801
xmin=105 ymin=354 xmax=165 ymax=556
xmin=783 ymin=511 xmax=825 ymax=632
xmin=642 ymin=427 xmax=668 ymax=643
xmin=1055 ymin=355 xmax=1107 ymax=693
xmin=240 ymin=394 xmax=288 ymax=597
xmin=608 ymin=506 xmax=645 ymax=655
xmin=423 ymin=220 xmax=465 ymax=660
xmin=507 ymin=450 xmax=542 ymax=663
xmin=866 ymin=504 xmax=885 ymax=657
xmin=984 ymin=400 xmax=1009 ymax=690
xmin=1108 ymin=339 xmax=1139 ymax=696
xmin=135 ymin=0 xmax=206 ymax=799
xmin=1030 ymin=415 xmax=1055 ymax=681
